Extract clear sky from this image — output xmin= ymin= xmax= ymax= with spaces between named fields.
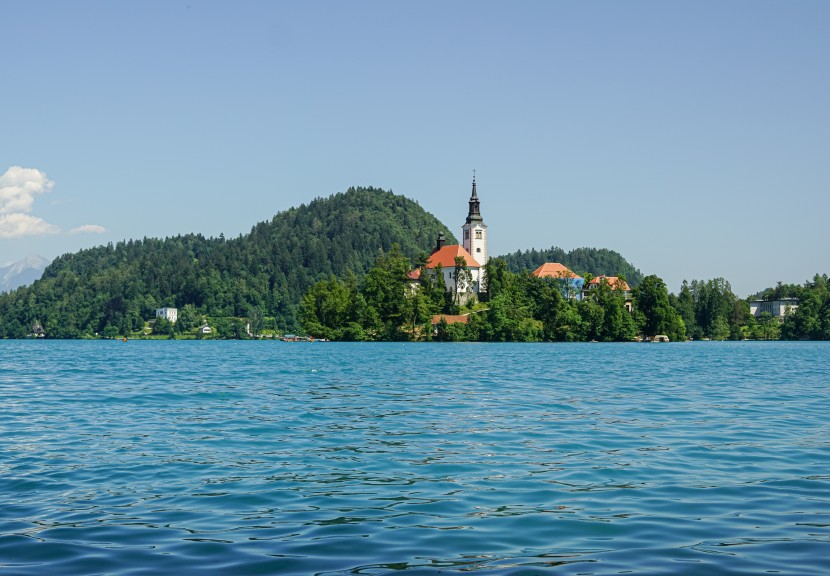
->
xmin=2 ymin=1 xmax=828 ymax=296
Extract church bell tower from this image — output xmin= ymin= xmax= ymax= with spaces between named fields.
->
xmin=462 ymin=174 xmax=487 ymax=266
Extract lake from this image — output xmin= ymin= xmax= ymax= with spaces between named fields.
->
xmin=1 ymin=341 xmax=828 ymax=575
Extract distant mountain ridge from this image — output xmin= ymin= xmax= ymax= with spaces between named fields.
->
xmin=0 ymin=254 xmax=49 ymax=293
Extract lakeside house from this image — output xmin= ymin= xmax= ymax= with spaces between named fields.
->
xmin=584 ymin=276 xmax=633 ymax=312
xmin=531 ymin=262 xmax=584 ymax=300
xmin=155 ymin=307 xmax=178 ymax=323
xmin=530 ymin=265 xmax=632 ymax=311
xmin=749 ymin=298 xmax=798 ymax=320
xmin=29 ymin=322 xmax=45 ymax=338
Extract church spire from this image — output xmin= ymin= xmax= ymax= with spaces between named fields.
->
xmin=466 ymin=172 xmax=482 ymax=224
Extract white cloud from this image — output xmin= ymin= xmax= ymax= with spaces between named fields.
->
xmin=0 ymin=213 xmax=60 ymax=238
xmin=0 ymin=166 xmax=60 ymax=237
xmin=0 ymin=166 xmax=55 ymax=215
xmin=70 ymin=224 xmax=107 ymax=234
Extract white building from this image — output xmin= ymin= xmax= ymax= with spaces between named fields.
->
xmin=408 ymin=176 xmax=489 ymax=305
xmin=424 ymin=235 xmax=483 ymax=304
xmin=155 ymin=307 xmax=178 ymax=323
xmin=748 ymin=298 xmax=798 ymax=319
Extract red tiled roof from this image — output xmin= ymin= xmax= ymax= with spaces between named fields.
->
xmin=430 ymin=314 xmax=469 ymax=325
xmin=407 ymin=268 xmax=422 ymax=280
xmin=426 ymin=244 xmax=481 ymax=269
xmin=588 ymin=275 xmax=630 ymax=291
xmin=532 ymin=262 xmax=580 ymax=279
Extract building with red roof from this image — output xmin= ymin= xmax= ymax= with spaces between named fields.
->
xmin=420 ymin=232 xmax=483 ymax=304
xmin=430 ymin=314 xmax=470 ymax=326
xmin=531 ymin=262 xmax=579 ymax=279
xmin=426 ymin=241 xmax=481 ymax=270
xmin=583 ymin=275 xmax=633 ymax=311
xmin=532 ymin=263 xmax=584 ymax=300
xmin=587 ymin=275 xmax=630 ymax=292
xmin=410 ymin=177 xmax=488 ymax=305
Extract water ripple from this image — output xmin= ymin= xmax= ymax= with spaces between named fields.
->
xmin=1 ymin=341 xmax=829 ymax=574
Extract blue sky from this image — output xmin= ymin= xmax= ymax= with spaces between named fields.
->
xmin=2 ymin=1 xmax=828 ymax=296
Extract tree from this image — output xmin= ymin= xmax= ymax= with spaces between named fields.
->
xmin=754 ymin=312 xmax=780 ymax=340
xmin=674 ymin=281 xmax=697 ymax=338
xmin=684 ymin=278 xmax=737 ymax=340
xmin=102 ymin=324 xmax=120 ymax=339
xmin=782 ymin=289 xmax=821 ymax=340
xmin=153 ymin=316 xmax=174 ymax=337
xmin=176 ymin=304 xmax=200 ymax=332
xmin=453 ymin=256 xmax=474 ymax=307
xmin=247 ymin=306 xmax=265 ymax=338
xmin=483 ymin=258 xmax=510 ymax=302
xmin=548 ymin=301 xmax=585 ymax=341
xmin=597 ymin=285 xmax=637 ymax=341
xmin=299 ymin=276 xmax=350 ymax=339
xmin=229 ymin=318 xmax=249 ymax=339
xmin=578 ymin=299 xmax=604 ymax=341
xmin=483 ymin=292 xmax=541 ymax=342
xmin=361 ymin=245 xmax=412 ymax=340
xmin=634 ymin=275 xmax=685 ymax=341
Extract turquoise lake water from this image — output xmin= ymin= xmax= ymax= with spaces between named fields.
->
xmin=1 ymin=341 xmax=828 ymax=575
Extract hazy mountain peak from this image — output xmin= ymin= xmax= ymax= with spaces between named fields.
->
xmin=1 ymin=254 xmax=49 ymax=292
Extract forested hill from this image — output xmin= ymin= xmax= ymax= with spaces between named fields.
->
xmin=498 ymin=246 xmax=644 ymax=286
xmin=0 ymin=187 xmax=454 ymax=338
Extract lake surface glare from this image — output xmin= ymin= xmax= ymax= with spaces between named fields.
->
xmin=1 ymin=341 xmax=828 ymax=575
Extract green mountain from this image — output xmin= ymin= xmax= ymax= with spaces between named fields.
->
xmin=0 ymin=187 xmax=455 ymax=338
xmin=497 ymin=246 xmax=644 ymax=286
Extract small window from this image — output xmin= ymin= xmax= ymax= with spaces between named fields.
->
xmin=477 ymin=248 xmax=481 ymax=253
xmin=475 ymin=230 xmax=482 ymax=239
xmin=464 ymin=230 xmax=470 ymax=239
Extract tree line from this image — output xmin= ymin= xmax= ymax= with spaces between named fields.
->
xmin=300 ymin=250 xmax=830 ymax=342
xmin=299 ymin=247 xmax=682 ymax=342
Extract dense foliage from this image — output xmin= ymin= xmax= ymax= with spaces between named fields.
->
xmin=777 ymin=274 xmax=830 ymax=340
xmin=672 ymin=278 xmax=745 ymax=340
xmin=300 ymin=252 xmax=682 ymax=342
xmin=498 ymin=246 xmax=644 ymax=286
xmin=669 ymin=275 xmax=830 ymax=341
xmin=301 ymin=253 xmax=830 ymax=342
xmin=0 ymin=187 xmax=454 ymax=338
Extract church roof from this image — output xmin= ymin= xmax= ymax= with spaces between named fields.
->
xmin=466 ymin=176 xmax=483 ymax=225
xmin=426 ymin=244 xmax=481 ymax=269
xmin=532 ymin=262 xmax=580 ymax=279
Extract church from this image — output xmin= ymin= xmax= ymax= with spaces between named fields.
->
xmin=414 ymin=176 xmax=488 ymax=304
